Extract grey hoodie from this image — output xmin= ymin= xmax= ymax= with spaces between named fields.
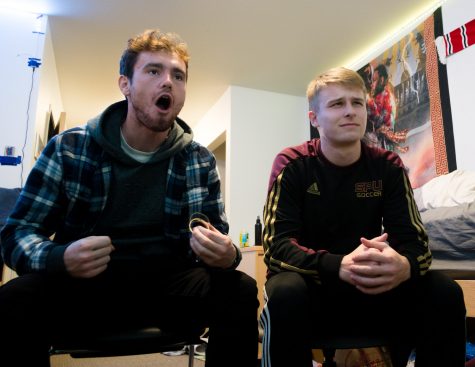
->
xmin=87 ymin=100 xmax=195 ymax=272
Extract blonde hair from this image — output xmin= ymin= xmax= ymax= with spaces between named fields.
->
xmin=306 ymin=67 xmax=366 ymax=111
xmin=119 ymin=29 xmax=189 ymax=80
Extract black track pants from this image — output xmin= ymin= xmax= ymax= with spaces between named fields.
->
xmin=260 ymin=271 xmax=466 ymax=367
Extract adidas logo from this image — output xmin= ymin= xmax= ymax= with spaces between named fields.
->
xmin=306 ymin=182 xmax=320 ymax=195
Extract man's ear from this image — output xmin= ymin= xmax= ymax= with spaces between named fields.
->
xmin=309 ymin=110 xmax=319 ymax=128
xmin=118 ymin=75 xmax=130 ymax=97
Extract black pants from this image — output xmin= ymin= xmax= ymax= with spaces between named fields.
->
xmin=260 ymin=271 xmax=466 ymax=367
xmin=0 ymin=267 xmax=259 ymax=367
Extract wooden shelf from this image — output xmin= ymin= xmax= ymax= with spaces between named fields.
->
xmin=455 ymin=280 xmax=475 ymax=318
xmin=237 ymin=246 xmax=266 ymax=315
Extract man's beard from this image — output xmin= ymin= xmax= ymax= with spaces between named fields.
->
xmin=134 ymin=104 xmax=175 ymax=133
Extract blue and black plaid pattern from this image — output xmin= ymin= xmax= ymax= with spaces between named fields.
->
xmin=1 ymin=125 xmax=227 ymax=274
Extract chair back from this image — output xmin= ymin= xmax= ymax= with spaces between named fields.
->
xmin=0 ymin=187 xmax=21 ymax=282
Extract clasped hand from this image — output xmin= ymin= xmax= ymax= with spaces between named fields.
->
xmin=339 ymin=233 xmax=411 ymax=295
xmin=189 ymin=224 xmax=236 ymax=268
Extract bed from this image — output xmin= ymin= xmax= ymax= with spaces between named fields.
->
xmin=415 ymin=170 xmax=475 ymax=317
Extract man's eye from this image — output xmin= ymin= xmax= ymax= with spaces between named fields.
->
xmin=149 ymin=70 xmax=159 ymax=75
xmin=175 ymin=73 xmax=184 ymax=81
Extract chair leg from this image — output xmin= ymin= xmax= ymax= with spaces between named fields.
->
xmin=322 ymin=348 xmax=337 ymax=367
xmin=188 ymin=344 xmax=195 ymax=367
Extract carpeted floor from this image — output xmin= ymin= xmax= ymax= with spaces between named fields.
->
xmin=51 ymin=353 xmax=205 ymax=367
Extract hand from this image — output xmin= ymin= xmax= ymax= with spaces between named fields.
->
xmin=189 ymin=224 xmax=236 ymax=268
xmin=342 ymin=233 xmax=411 ymax=294
xmin=339 ymin=242 xmax=381 ymax=285
xmin=64 ymin=236 xmax=114 ymax=278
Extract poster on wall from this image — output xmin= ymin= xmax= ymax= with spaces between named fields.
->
xmin=310 ymin=8 xmax=456 ymax=189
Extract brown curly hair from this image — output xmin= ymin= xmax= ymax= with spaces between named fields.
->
xmin=119 ymin=29 xmax=190 ymax=80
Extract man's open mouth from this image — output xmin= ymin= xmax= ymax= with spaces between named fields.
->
xmin=156 ymin=95 xmax=171 ymax=110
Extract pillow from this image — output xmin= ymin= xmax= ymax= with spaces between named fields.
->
xmin=0 ymin=187 xmax=21 ymax=226
xmin=413 ymin=170 xmax=475 ymax=211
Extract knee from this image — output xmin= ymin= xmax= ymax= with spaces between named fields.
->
xmin=445 ymin=278 xmax=466 ymax=316
xmin=265 ymin=272 xmax=310 ymax=309
xmin=214 ymin=270 xmax=258 ymax=307
xmin=0 ymin=274 xmax=49 ymax=322
xmin=237 ymin=271 xmax=258 ymax=300
xmin=261 ymin=272 xmax=313 ymax=330
xmin=422 ymin=271 xmax=466 ymax=315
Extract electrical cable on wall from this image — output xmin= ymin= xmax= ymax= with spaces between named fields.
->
xmin=20 ymin=14 xmax=44 ymax=188
xmin=20 ymin=66 xmax=38 ymax=188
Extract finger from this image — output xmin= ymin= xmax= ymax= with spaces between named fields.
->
xmin=362 ymin=232 xmax=388 ymax=244
xmin=205 ymin=222 xmax=222 ymax=234
xmin=360 ymin=234 xmax=388 ymax=251
xmin=81 ymin=255 xmax=111 ymax=273
xmin=70 ymin=257 xmax=110 ymax=278
xmin=93 ymin=235 xmax=112 ymax=244
xmin=372 ymin=232 xmax=388 ymax=242
xmin=353 ymin=250 xmax=385 ymax=263
xmin=349 ymin=264 xmax=381 ymax=277
xmin=354 ymin=274 xmax=395 ymax=294
xmin=191 ymin=227 xmax=214 ymax=250
xmin=190 ymin=236 xmax=228 ymax=267
xmin=86 ymin=236 xmax=112 ymax=250
xmin=91 ymin=245 xmax=114 ymax=258
xmin=94 ymin=236 xmax=113 ymax=248
xmin=189 ymin=237 xmax=200 ymax=254
xmin=190 ymin=237 xmax=219 ymax=260
xmin=193 ymin=225 xmax=224 ymax=243
xmin=351 ymin=273 xmax=388 ymax=288
xmin=192 ymin=226 xmax=229 ymax=252
xmin=83 ymin=264 xmax=108 ymax=279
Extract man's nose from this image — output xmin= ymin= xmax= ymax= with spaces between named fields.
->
xmin=344 ymin=103 xmax=356 ymax=116
xmin=161 ymin=72 xmax=173 ymax=88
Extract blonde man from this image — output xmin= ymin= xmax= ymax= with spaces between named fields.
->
xmin=260 ymin=67 xmax=465 ymax=367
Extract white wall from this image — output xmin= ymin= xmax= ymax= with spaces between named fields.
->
xmin=0 ymin=9 xmax=45 ymax=188
xmin=228 ymin=87 xmax=308 ymax=244
xmin=194 ymin=85 xmax=308 ymax=245
xmin=35 ymin=22 xmax=65 ymax=161
xmin=193 ymin=88 xmax=231 ymax=148
xmin=442 ymin=0 xmax=475 ymax=171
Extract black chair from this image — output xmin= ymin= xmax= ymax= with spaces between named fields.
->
xmin=49 ymin=326 xmax=205 ymax=367
xmin=0 ymin=187 xmax=21 ymax=284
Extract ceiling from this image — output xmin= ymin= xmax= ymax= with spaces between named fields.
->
xmin=4 ymin=0 xmax=442 ymax=128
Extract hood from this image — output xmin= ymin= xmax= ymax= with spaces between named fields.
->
xmin=87 ymin=100 xmax=193 ymax=165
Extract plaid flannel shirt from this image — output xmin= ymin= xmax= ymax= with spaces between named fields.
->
xmin=1 ymin=123 xmax=228 ymax=274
